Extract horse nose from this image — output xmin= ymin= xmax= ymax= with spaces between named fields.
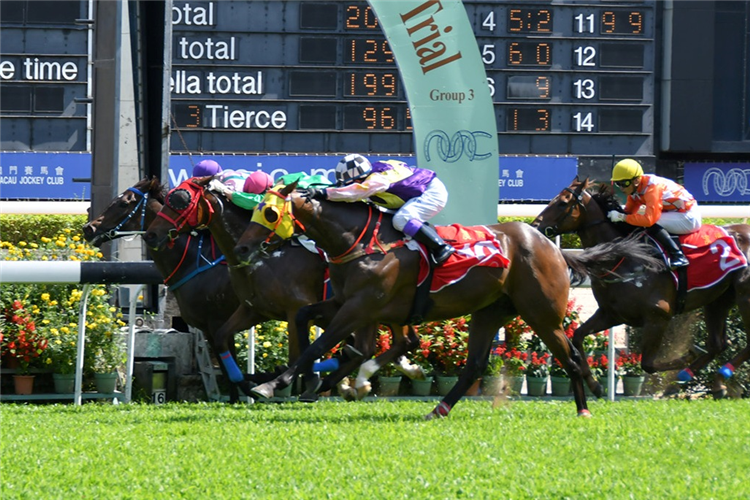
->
xmin=234 ymin=243 xmax=250 ymax=262
xmin=143 ymin=230 xmax=158 ymax=248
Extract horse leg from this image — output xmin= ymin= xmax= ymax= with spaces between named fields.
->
xmin=204 ymin=322 xmax=242 ymax=403
xmin=710 ymin=292 xmax=750 ymax=398
xmin=571 ymin=309 xmax=621 ymax=399
xmin=426 ymin=306 xmax=502 ymax=420
xmin=251 ymin=299 xmax=362 ymax=400
xmin=318 ymin=328 xmax=373 ymax=401
xmin=351 ymin=325 xmax=420 ymax=399
xmin=214 ymin=304 xmax=265 ymax=397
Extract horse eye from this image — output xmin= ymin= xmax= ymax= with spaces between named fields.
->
xmin=264 ymin=206 xmax=279 ymax=223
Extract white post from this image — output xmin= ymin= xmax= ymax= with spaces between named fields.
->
xmin=124 ymin=284 xmax=144 ymax=403
xmin=74 ymin=284 xmax=92 ymax=405
xmin=608 ymin=328 xmax=616 ymax=401
xmin=246 ymin=326 xmax=255 ymax=404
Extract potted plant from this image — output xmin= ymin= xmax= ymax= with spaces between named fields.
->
xmin=501 ymin=345 xmax=528 ymax=394
xmin=525 ymin=351 xmax=550 ymax=396
xmin=428 ymin=318 xmax=469 ymax=395
xmin=409 ymin=336 xmax=434 ymax=396
xmin=481 ymin=347 xmax=504 ymax=395
xmin=589 ymin=353 xmax=615 ymax=395
xmin=1 ymin=298 xmax=47 ymax=394
xmin=617 ymin=352 xmax=646 ymax=396
xmin=374 ymin=327 xmax=402 ymax=397
xmin=549 ymin=357 xmax=571 ymax=396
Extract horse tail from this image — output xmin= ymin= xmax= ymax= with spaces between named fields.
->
xmin=562 ymin=235 xmax=667 ymax=285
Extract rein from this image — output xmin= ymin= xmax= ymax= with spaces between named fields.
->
xmin=328 ymin=205 xmax=406 ymax=264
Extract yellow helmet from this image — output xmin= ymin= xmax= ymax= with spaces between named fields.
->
xmin=611 ymin=159 xmax=644 ymax=181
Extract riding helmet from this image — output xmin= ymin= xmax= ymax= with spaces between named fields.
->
xmin=193 ymin=159 xmax=223 ymax=177
xmin=611 ymin=158 xmax=644 ymax=181
xmin=335 ymin=154 xmax=372 ymax=185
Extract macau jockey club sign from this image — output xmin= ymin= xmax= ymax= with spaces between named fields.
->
xmin=683 ymin=162 xmax=750 ymax=203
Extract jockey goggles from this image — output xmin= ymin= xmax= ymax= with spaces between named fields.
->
xmin=613 ymin=178 xmax=635 ymax=189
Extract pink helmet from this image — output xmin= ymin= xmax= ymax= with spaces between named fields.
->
xmin=243 ymin=171 xmax=274 ymax=194
xmin=193 ymin=159 xmax=222 ymax=177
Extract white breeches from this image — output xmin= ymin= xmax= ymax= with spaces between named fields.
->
xmin=392 ymin=178 xmax=449 ymax=231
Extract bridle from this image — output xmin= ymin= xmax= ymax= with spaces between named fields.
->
xmin=156 ymin=179 xmax=217 ymax=244
xmin=541 ymin=184 xmax=588 ymax=238
xmin=92 ymin=186 xmax=150 ymax=245
xmin=253 ymin=188 xmax=306 ymax=257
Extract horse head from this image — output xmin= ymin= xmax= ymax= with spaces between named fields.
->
xmin=143 ymin=176 xmax=218 ymax=251
xmin=234 ymin=181 xmax=301 ymax=262
xmin=83 ymin=176 xmax=165 ymax=247
xmin=532 ymin=177 xmax=593 ymax=237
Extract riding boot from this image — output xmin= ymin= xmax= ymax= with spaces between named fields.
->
xmin=409 ymin=223 xmax=455 ymax=266
xmin=647 ymin=225 xmax=688 ymax=269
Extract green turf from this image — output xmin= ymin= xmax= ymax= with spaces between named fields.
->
xmin=2 ymin=399 xmax=749 ymax=499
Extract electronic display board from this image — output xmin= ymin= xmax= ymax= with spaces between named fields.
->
xmin=169 ymin=0 xmax=656 ymax=156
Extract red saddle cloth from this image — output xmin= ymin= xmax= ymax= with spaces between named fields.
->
xmin=417 ymin=224 xmax=510 ymax=292
xmin=661 ymin=225 xmax=748 ymax=290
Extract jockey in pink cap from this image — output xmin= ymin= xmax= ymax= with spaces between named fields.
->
xmin=209 ymin=170 xmax=275 ymax=211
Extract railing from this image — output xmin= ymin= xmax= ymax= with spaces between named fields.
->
xmin=0 ymin=261 xmax=162 ymax=404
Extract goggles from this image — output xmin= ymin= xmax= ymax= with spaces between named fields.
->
xmin=613 ymin=178 xmax=635 ymax=189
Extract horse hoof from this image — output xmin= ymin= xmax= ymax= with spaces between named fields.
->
xmin=712 ymin=386 xmax=727 ymax=400
xmin=237 ymin=380 xmax=256 ymax=398
xmin=298 ymin=391 xmax=320 ymax=403
xmin=577 ymin=409 xmax=592 ymax=418
xmin=355 ymin=382 xmax=371 ymax=400
xmin=250 ymin=383 xmax=274 ymax=400
xmin=339 ymin=386 xmax=357 ymax=402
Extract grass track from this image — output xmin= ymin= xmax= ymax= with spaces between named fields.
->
xmin=2 ymin=399 xmax=749 ymax=499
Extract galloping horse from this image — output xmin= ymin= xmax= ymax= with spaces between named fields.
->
xmin=82 ymin=177 xmax=247 ymax=402
xmin=533 ymin=177 xmax=750 ymax=396
xmin=142 ymin=176 xmax=423 ymax=400
xmin=231 ymin=182 xmax=652 ymax=418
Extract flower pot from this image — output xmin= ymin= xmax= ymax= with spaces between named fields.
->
xmin=13 ymin=374 xmax=35 ymax=395
xmin=410 ymin=376 xmax=433 ymax=396
xmin=53 ymin=373 xmax=76 ymax=394
xmin=622 ymin=375 xmax=646 ymax=397
xmin=550 ymin=376 xmax=571 ymax=396
xmin=481 ymin=375 xmax=503 ymax=396
xmin=436 ymin=375 xmax=458 ymax=396
xmin=526 ymin=375 xmax=548 ymax=397
xmin=377 ymin=376 xmax=402 ymax=397
xmin=94 ymin=372 xmax=118 ymax=393
xmin=273 ymin=384 xmax=293 ymax=398
xmin=506 ymin=375 xmax=524 ymax=395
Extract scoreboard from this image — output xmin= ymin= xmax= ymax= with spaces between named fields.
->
xmin=170 ymin=0 xmax=656 ymax=156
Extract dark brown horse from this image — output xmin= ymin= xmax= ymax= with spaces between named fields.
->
xmin=533 ymin=177 xmax=750 ymax=396
xmin=142 ymin=176 xmax=424 ymax=400
xmin=231 ymin=182 xmax=657 ymax=418
xmin=82 ymin=177 xmax=247 ymax=402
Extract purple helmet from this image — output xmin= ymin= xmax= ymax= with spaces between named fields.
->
xmin=193 ymin=159 xmax=223 ymax=177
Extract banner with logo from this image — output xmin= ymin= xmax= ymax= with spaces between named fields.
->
xmin=367 ymin=0 xmax=498 ymax=225
xmin=684 ymin=162 xmax=750 ymax=202
xmin=0 ymin=152 xmax=91 ymax=200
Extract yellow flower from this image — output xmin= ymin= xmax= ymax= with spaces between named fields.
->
xmin=41 ymin=293 xmax=51 ymax=301
xmin=54 ymin=339 xmax=62 ymax=345
xmin=263 ymin=341 xmax=272 ymax=348
xmin=42 ymin=319 xmax=50 ymax=325
xmin=41 ymin=256 xmax=49 ymax=261
xmin=41 ymin=237 xmax=51 ymax=243
xmin=96 ymin=252 xmax=103 ymax=258
xmin=46 ymin=358 xmax=52 ymax=365
xmin=29 ymin=242 xmax=38 ymax=249
xmin=18 ymin=241 xmax=27 ymax=247
xmin=51 ymin=328 xmax=59 ymax=335
xmin=73 ymin=235 xmax=81 ymax=241
xmin=61 ymin=327 xmax=70 ymax=334
xmin=109 ymin=307 xmax=116 ymax=313
xmin=49 ymin=300 xmax=58 ymax=306
xmin=55 ymin=240 xmax=65 ymax=247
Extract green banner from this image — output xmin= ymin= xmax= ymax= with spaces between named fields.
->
xmin=368 ymin=0 xmax=498 ymax=225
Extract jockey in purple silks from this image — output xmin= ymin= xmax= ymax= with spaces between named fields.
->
xmin=309 ymin=154 xmax=455 ymax=265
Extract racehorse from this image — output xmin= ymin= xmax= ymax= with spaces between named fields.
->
xmin=82 ymin=177 xmax=248 ymax=402
xmin=231 ymin=182 xmax=658 ymax=418
xmin=141 ymin=176 xmax=424 ymax=400
xmin=532 ymin=177 xmax=750 ymax=397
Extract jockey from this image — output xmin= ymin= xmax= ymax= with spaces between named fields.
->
xmin=309 ymin=154 xmax=455 ymax=265
xmin=609 ymin=158 xmax=701 ymax=269
xmin=208 ymin=168 xmax=273 ymax=210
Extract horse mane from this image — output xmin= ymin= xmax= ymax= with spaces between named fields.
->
xmin=586 ymin=180 xmax=632 ymax=237
xmin=135 ymin=176 xmax=168 ymax=203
